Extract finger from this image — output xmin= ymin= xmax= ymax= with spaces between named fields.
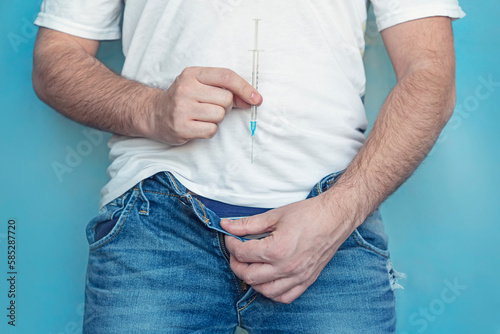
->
xmin=196 ymin=67 xmax=263 ymax=106
xmin=230 ymin=256 xmax=280 ymax=286
xmin=225 ymin=234 xmax=274 ymax=263
xmin=252 ymin=275 xmax=305 ymax=300
xmin=195 ymin=84 xmax=234 ymax=110
xmin=183 ymin=120 xmax=218 ymax=140
xmin=190 ymin=104 xmax=226 ymax=124
xmin=271 ymin=284 xmax=309 ymax=304
xmin=233 ymin=94 xmax=253 ymax=110
xmin=220 ymin=213 xmax=277 ymax=237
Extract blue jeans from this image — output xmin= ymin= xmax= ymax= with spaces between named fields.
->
xmin=83 ymin=171 xmax=400 ymax=333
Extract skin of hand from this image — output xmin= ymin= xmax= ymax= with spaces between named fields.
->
xmin=221 ymin=16 xmax=457 ymax=304
xmin=148 ymin=67 xmax=263 ymax=145
xmin=221 ymin=193 xmax=355 ymax=305
xmin=32 ymin=28 xmax=263 ymax=145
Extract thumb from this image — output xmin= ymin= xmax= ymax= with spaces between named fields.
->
xmin=220 ymin=214 xmax=275 ymax=237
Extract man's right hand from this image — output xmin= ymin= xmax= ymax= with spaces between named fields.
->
xmin=149 ymin=67 xmax=263 ymax=145
xmin=32 ymin=28 xmax=262 ymax=145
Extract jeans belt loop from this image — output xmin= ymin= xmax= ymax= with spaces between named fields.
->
xmin=137 ymin=180 xmax=150 ymax=216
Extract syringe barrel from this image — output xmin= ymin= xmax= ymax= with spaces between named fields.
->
xmin=251 ymin=105 xmax=257 ymax=122
xmin=252 ymin=50 xmax=259 ymax=89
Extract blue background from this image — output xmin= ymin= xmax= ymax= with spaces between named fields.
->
xmin=1 ymin=1 xmax=498 ymax=333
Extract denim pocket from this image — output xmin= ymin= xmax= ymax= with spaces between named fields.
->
xmin=312 ymin=173 xmax=389 ymax=258
xmin=352 ymin=210 xmax=389 ymax=258
xmin=86 ymin=188 xmax=135 ymax=251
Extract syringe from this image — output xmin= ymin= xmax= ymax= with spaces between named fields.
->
xmin=250 ymin=19 xmax=262 ymax=163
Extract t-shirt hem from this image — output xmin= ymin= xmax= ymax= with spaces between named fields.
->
xmin=376 ymin=6 xmax=466 ymax=32
xmin=34 ymin=13 xmax=121 ymax=40
xmin=99 ymin=166 xmax=308 ymax=210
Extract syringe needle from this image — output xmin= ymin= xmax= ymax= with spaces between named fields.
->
xmin=251 ymin=136 xmax=254 ymax=163
xmin=250 ymin=19 xmax=260 ymax=164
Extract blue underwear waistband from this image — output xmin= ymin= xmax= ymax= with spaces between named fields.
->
xmin=189 ymin=191 xmax=273 ymax=219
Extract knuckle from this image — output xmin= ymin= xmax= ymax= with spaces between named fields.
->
xmin=180 ymin=67 xmax=196 ymax=78
xmin=261 ymin=287 xmax=278 ymax=300
xmin=218 ymin=69 xmax=234 ymax=86
xmin=210 ymin=107 xmax=225 ymax=124
xmin=239 ymin=83 xmax=252 ymax=99
xmin=174 ymin=82 xmax=191 ymax=98
xmin=244 ymin=275 xmax=255 ymax=286
xmin=222 ymin=91 xmax=234 ymax=107
xmin=203 ymin=124 xmax=218 ymax=139
xmin=233 ymin=249 xmax=245 ymax=262
xmin=282 ymin=262 xmax=297 ymax=275
xmin=239 ymin=216 xmax=251 ymax=226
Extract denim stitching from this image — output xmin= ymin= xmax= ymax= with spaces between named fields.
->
xmin=168 ymin=173 xmax=181 ymax=192
xmin=91 ymin=194 xmax=139 ymax=251
xmin=185 ymin=190 xmax=207 ymax=215
xmin=142 ymin=190 xmax=181 ymax=199
xmin=352 ymin=231 xmax=389 ymax=258
xmin=216 ymin=232 xmax=241 ymax=296
xmin=238 ymin=293 xmax=258 ymax=312
xmin=141 ymin=190 xmax=185 ymax=206
xmin=192 ymin=197 xmax=210 ymax=225
xmin=137 ymin=180 xmax=150 ymax=215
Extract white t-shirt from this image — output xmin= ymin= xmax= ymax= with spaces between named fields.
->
xmin=35 ymin=0 xmax=465 ymax=209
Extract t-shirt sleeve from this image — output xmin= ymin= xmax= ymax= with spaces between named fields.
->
xmin=370 ymin=0 xmax=466 ymax=32
xmin=34 ymin=0 xmax=124 ymax=40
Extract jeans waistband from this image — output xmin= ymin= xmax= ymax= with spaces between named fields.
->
xmin=100 ymin=169 xmax=347 ymax=242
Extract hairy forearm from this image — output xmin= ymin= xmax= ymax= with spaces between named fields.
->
xmin=32 ymin=38 xmax=158 ymax=137
xmin=324 ymin=67 xmax=456 ymax=227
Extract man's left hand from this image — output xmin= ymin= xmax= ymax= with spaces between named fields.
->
xmin=220 ymin=194 xmax=356 ymax=304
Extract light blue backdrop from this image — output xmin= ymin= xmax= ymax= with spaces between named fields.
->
xmin=1 ymin=1 xmax=498 ymax=333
